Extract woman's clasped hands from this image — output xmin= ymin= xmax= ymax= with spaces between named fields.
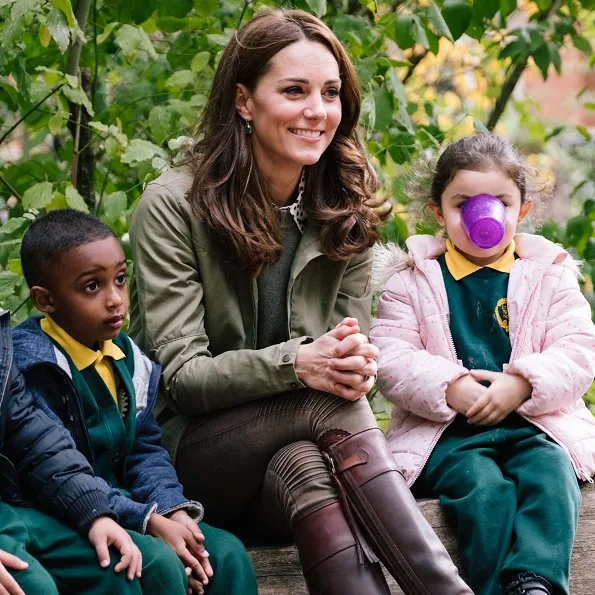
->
xmin=295 ymin=317 xmax=378 ymax=400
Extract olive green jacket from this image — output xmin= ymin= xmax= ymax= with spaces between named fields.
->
xmin=129 ymin=166 xmax=374 ymax=422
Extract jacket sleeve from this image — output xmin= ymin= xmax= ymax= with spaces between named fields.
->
xmin=370 ymin=273 xmax=466 ymax=423
xmin=124 ymin=411 xmax=203 ymax=521
xmin=331 ymin=247 xmax=374 ymax=334
xmin=510 ymin=267 xmax=595 ymax=416
xmin=4 ymin=365 xmax=116 ymax=533
xmin=130 ymin=181 xmax=313 ymax=416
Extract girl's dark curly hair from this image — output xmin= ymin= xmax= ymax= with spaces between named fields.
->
xmin=184 ymin=9 xmax=385 ymax=274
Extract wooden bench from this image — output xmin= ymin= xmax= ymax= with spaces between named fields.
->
xmin=249 ymin=484 xmax=594 ymax=594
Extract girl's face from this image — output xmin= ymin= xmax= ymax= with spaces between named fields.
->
xmin=235 ymin=39 xmax=342 ymax=178
xmin=430 ymin=167 xmax=533 ymax=266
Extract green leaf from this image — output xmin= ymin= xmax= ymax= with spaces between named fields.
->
xmin=380 ymin=214 xmax=409 ymax=245
xmin=0 ymin=218 xmax=27 ymax=236
xmin=121 ymin=0 xmax=157 ymax=24
xmin=571 ymin=32 xmax=592 ymax=55
xmin=158 ymin=0 xmax=192 ymax=18
xmin=62 ymin=85 xmax=94 ymax=116
xmin=148 ymin=104 xmax=177 ymax=144
xmin=97 ymin=22 xmax=118 ymax=44
xmin=104 ymin=191 xmax=128 ymax=223
xmin=12 ymin=57 xmax=31 ymax=105
xmin=441 ymin=0 xmax=472 ymax=41
xmin=473 ymin=117 xmax=489 ymax=133
xmin=386 ymin=69 xmax=414 ymax=133
xmin=577 ymin=125 xmax=592 ymax=141
xmin=394 ymin=14 xmax=416 ymax=49
xmin=164 ymin=70 xmax=195 ymax=90
xmin=121 ymin=139 xmax=167 ymax=165
xmin=22 ymin=182 xmax=53 ymax=210
xmin=0 ymin=271 xmax=21 ymax=299
xmin=65 ymin=185 xmax=90 ymax=213
xmin=47 ymin=7 xmax=70 ymax=54
xmin=39 ymin=23 xmax=51 ymax=47
xmin=191 ymin=51 xmax=210 ymax=73
xmin=194 ymin=0 xmax=217 ymax=17
xmin=373 ymin=86 xmax=393 ymax=131
xmin=428 ymin=1 xmax=453 ymax=42
xmin=532 ymin=43 xmax=550 ymax=80
xmin=7 ymin=259 xmax=22 ymax=275
xmin=565 ymin=215 xmax=592 ymax=250
xmin=115 ymin=24 xmax=158 ymax=61
xmin=50 ymin=0 xmax=76 ymax=29
xmin=304 ymin=0 xmax=327 ymax=17
xmin=360 ymin=92 xmax=375 ymax=131
xmin=48 ymin=113 xmax=64 ymax=135
xmin=548 ymin=42 xmax=561 ymax=75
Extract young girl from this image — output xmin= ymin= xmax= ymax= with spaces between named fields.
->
xmin=370 ymin=134 xmax=595 ymax=595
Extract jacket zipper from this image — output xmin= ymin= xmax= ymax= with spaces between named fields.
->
xmin=407 ymin=255 xmax=460 ymax=487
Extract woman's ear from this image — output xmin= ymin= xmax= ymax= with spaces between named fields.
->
xmin=428 ymin=202 xmax=444 ymax=226
xmin=235 ymin=83 xmax=253 ymax=121
xmin=30 ymin=286 xmax=55 ymax=314
xmin=518 ymin=200 xmax=534 ymax=222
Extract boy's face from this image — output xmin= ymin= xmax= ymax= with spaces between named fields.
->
xmin=35 ymin=236 xmax=129 ymax=349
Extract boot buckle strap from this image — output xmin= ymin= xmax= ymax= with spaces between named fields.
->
xmin=336 ymin=449 xmax=369 ymax=473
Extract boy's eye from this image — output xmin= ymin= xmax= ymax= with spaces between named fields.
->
xmin=85 ymin=281 xmax=99 ymax=292
xmin=115 ymin=273 xmax=127 ymax=285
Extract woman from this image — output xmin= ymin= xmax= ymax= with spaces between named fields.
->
xmin=129 ymin=9 xmax=471 ymax=595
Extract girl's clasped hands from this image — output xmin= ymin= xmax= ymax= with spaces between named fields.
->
xmin=446 ymin=369 xmax=532 ymax=426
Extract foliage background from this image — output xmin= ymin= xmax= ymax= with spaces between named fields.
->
xmin=0 ymin=0 xmax=593 ymax=414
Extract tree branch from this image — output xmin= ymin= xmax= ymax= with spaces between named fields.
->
xmin=486 ymin=0 xmax=560 ymax=131
xmin=66 ymin=0 xmax=95 ymax=209
xmin=0 ymin=172 xmax=22 ymax=202
xmin=0 ymin=84 xmax=65 ymax=146
xmin=402 ymin=49 xmax=429 ymax=84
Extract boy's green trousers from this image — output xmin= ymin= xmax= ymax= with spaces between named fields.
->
xmin=416 ymin=414 xmax=581 ymax=595
xmin=1 ymin=504 xmax=257 ymax=594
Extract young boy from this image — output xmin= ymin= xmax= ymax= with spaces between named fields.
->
xmin=0 ymin=308 xmax=151 ymax=594
xmin=13 ymin=209 xmax=257 ymax=595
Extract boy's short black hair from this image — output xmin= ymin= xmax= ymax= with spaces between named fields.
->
xmin=21 ymin=208 xmax=117 ymax=288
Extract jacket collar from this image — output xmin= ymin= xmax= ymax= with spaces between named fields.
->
xmin=12 ymin=315 xmax=63 ymax=371
xmin=405 ymin=233 xmax=575 ymax=270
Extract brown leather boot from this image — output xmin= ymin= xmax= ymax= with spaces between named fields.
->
xmin=319 ymin=427 xmax=473 ymax=595
xmin=294 ymin=501 xmax=392 ymax=595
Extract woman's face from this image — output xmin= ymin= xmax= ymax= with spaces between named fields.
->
xmin=236 ymin=39 xmax=342 ymax=177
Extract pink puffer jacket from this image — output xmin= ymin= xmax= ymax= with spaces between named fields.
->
xmin=370 ymin=233 xmax=595 ymax=485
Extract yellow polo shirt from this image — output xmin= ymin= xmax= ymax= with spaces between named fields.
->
xmin=444 ymin=239 xmax=516 ymax=281
xmin=40 ymin=315 xmax=125 ymax=402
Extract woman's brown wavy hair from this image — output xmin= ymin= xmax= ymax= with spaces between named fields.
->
xmin=185 ymin=9 xmax=385 ymax=274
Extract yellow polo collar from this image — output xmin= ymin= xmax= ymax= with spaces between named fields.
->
xmin=40 ymin=315 xmax=125 ymax=371
xmin=444 ymin=239 xmax=516 ymax=281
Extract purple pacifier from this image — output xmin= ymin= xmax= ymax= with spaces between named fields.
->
xmin=461 ymin=194 xmax=506 ymax=249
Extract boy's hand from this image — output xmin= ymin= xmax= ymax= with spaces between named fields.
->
xmin=88 ymin=517 xmax=142 ymax=581
xmin=465 ymin=370 xmax=532 ymax=426
xmin=445 ymin=374 xmax=487 ymax=415
xmin=147 ymin=512 xmax=211 ymax=594
xmin=0 ymin=549 xmax=27 ymax=595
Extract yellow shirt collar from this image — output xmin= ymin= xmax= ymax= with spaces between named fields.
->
xmin=444 ymin=239 xmax=516 ymax=281
xmin=40 ymin=315 xmax=125 ymax=370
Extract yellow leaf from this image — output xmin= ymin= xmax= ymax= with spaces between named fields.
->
xmin=39 ymin=24 xmax=51 ymax=48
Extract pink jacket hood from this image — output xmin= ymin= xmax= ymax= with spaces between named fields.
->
xmin=370 ymin=233 xmax=595 ymax=485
